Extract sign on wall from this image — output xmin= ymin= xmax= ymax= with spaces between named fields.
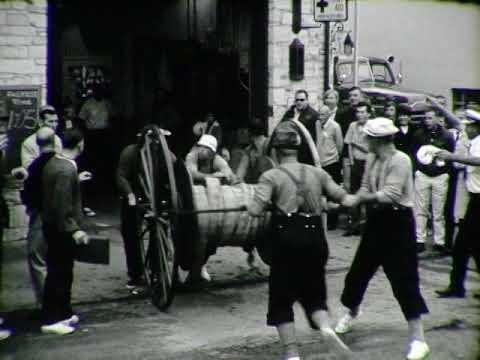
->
xmin=0 ymin=86 xmax=41 ymax=170
xmin=295 ymin=0 xmax=348 ymax=32
xmin=313 ymin=0 xmax=348 ymax=22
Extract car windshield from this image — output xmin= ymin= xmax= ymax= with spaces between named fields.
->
xmin=371 ymin=62 xmax=394 ymax=84
xmin=336 ymin=61 xmax=373 ymax=84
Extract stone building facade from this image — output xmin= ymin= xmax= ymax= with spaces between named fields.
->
xmin=268 ymin=0 xmax=326 ymax=132
xmin=0 ymin=0 xmax=48 ymax=100
xmin=1 ymin=0 xmax=48 ymax=241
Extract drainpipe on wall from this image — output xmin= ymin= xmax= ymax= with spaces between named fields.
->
xmin=187 ymin=0 xmax=191 ymax=40
xmin=324 ymin=21 xmax=330 ymax=91
xmin=193 ymin=0 xmax=198 ymax=41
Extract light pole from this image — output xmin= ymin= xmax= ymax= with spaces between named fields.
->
xmin=353 ymin=0 xmax=359 ymax=86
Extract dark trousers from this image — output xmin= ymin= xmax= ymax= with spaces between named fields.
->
xmin=42 ymin=225 xmax=74 ymax=324
xmin=449 ymin=194 xmax=480 ymax=292
xmin=85 ymin=128 xmax=112 ymax=192
xmin=323 ymin=161 xmax=342 ymax=228
xmin=120 ymin=200 xmax=143 ymax=281
xmin=340 ymin=206 xmax=429 ymax=320
xmin=0 ymin=228 xmax=3 ymax=292
xmin=444 ymin=170 xmax=458 ymax=249
xmin=267 ymin=215 xmax=329 ymax=328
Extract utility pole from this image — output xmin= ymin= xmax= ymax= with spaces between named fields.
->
xmin=353 ymin=0 xmax=359 ymax=86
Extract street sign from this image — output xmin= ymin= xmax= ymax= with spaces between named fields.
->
xmin=313 ymin=0 xmax=348 ymax=22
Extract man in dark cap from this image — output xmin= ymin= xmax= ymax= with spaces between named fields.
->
xmin=247 ymin=121 xmax=356 ymax=360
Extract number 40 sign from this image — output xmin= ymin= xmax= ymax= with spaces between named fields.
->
xmin=313 ymin=0 xmax=348 ymax=22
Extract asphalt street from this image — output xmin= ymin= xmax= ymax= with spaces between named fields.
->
xmin=1 ymin=203 xmax=479 ymax=360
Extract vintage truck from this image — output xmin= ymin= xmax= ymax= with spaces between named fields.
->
xmin=333 ymin=55 xmax=435 ymax=115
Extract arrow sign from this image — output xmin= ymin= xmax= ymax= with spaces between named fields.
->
xmin=313 ymin=0 xmax=347 ymax=22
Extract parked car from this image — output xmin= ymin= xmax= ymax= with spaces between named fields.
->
xmin=334 ymin=55 xmax=436 ymax=118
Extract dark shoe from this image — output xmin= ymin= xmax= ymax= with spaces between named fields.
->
xmin=416 ymin=243 xmax=425 ymax=253
xmin=350 ymin=228 xmax=360 ymax=236
xmin=327 ymin=223 xmax=337 ymax=231
xmin=342 ymin=227 xmax=360 ymax=237
xmin=473 ymin=291 xmax=480 ymax=300
xmin=435 ymin=287 xmax=465 ymax=298
xmin=342 ymin=229 xmax=354 ymax=237
xmin=126 ymin=277 xmax=146 ymax=289
xmin=433 ymin=244 xmax=451 ymax=255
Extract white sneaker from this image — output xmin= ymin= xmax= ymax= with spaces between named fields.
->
xmin=0 ymin=329 xmax=11 ymax=341
xmin=406 ymin=340 xmax=430 ymax=360
xmin=335 ymin=310 xmax=361 ymax=334
xmin=321 ymin=327 xmax=351 ymax=353
xmin=41 ymin=321 xmax=75 ymax=335
xmin=200 ymin=266 xmax=211 ymax=282
xmin=61 ymin=315 xmax=79 ymax=326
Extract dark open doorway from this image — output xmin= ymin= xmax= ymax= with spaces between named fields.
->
xmin=50 ymin=0 xmax=269 ymax=158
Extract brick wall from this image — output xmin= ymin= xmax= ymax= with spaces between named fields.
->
xmin=0 ymin=0 xmax=48 ymax=241
xmin=268 ymin=0 xmax=326 ymax=133
xmin=0 ymin=0 xmax=48 ymax=102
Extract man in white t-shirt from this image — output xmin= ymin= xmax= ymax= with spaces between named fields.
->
xmin=434 ymin=109 xmax=480 ymax=298
xmin=21 ymin=105 xmax=62 ymax=169
xmin=343 ymin=101 xmax=371 ymax=236
xmin=78 ymin=83 xmax=113 ymax=190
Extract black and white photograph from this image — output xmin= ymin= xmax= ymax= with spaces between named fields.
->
xmin=0 ymin=0 xmax=479 ymax=359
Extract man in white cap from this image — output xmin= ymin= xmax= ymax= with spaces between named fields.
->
xmin=435 ymin=109 xmax=480 ymax=298
xmin=185 ymin=134 xmax=235 ymax=186
xmin=335 ymin=118 xmax=430 ymax=360
xmin=185 ymin=134 xmax=236 ymax=281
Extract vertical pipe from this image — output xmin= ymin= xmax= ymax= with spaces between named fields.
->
xmin=193 ymin=0 xmax=197 ymax=41
xmin=46 ymin=0 xmax=55 ymax=105
xmin=353 ymin=0 xmax=359 ymax=86
xmin=187 ymin=0 xmax=191 ymax=40
xmin=324 ymin=22 xmax=330 ymax=91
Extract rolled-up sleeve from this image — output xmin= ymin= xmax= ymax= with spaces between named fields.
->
xmin=360 ymin=155 xmax=374 ymax=193
xmin=376 ymin=156 xmax=410 ymax=204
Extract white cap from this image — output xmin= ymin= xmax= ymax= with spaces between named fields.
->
xmin=363 ymin=117 xmax=399 ymax=137
xmin=197 ymin=134 xmax=217 ymax=153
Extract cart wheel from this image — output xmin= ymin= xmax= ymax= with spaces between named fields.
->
xmin=138 ymin=126 xmax=179 ymax=310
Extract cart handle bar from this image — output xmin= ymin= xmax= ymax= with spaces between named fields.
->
xmin=166 ymin=206 xmax=249 ymax=215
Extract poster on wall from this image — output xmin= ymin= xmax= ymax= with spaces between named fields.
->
xmin=62 ymin=56 xmax=112 ymax=110
xmin=0 ymin=86 xmax=41 ymax=170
